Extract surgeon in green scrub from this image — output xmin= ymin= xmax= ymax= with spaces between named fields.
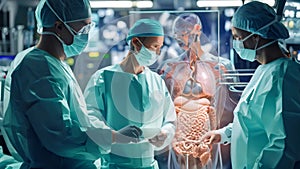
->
xmin=202 ymin=1 xmax=300 ymax=169
xmin=84 ymin=19 xmax=177 ymax=169
xmin=2 ymin=0 xmax=141 ymax=168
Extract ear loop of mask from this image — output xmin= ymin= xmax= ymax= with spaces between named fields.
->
xmin=136 ymin=38 xmax=143 ymax=47
xmin=135 ymin=38 xmax=158 ymax=54
xmin=240 ymin=19 xmax=277 ymax=44
xmin=130 ymin=38 xmax=147 ymax=57
xmin=256 ymin=39 xmax=277 ymax=51
xmin=133 ymin=38 xmax=143 ymax=54
xmin=41 ymin=31 xmax=66 ymax=45
xmin=239 ymin=19 xmax=278 ymax=52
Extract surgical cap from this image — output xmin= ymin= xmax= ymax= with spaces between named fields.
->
xmin=232 ymin=1 xmax=289 ymax=39
xmin=35 ymin=0 xmax=91 ymax=33
xmin=126 ymin=19 xmax=164 ymax=43
xmin=172 ymin=13 xmax=202 ymax=35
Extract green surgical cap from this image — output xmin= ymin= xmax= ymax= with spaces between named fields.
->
xmin=126 ymin=19 xmax=164 ymax=43
xmin=35 ymin=0 xmax=91 ymax=33
xmin=232 ymin=1 xmax=289 ymax=39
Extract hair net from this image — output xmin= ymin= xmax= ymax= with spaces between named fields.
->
xmin=126 ymin=19 xmax=164 ymax=43
xmin=35 ymin=0 xmax=91 ymax=33
xmin=172 ymin=13 xmax=202 ymax=35
xmin=232 ymin=1 xmax=289 ymax=39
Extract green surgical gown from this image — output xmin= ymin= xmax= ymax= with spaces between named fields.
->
xmin=84 ymin=64 xmax=176 ymax=169
xmin=3 ymin=48 xmax=112 ymax=169
xmin=222 ymin=57 xmax=300 ymax=169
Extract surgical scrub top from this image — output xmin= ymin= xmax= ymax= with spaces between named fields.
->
xmin=84 ymin=64 xmax=176 ymax=168
xmin=3 ymin=48 xmax=112 ymax=169
xmin=220 ymin=57 xmax=300 ymax=169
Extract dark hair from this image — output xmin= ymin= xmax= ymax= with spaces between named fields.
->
xmin=129 ymin=37 xmax=147 ymax=51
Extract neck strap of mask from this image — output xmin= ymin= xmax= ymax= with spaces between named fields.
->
xmin=256 ymin=39 xmax=277 ymax=51
xmin=41 ymin=31 xmax=66 ymax=45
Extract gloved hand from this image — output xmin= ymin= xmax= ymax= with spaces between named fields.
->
xmin=113 ymin=125 xmax=142 ymax=144
xmin=148 ymin=131 xmax=167 ymax=147
xmin=200 ymin=130 xmax=221 ymax=146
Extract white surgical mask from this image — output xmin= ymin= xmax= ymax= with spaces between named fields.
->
xmin=134 ymin=39 xmax=159 ymax=66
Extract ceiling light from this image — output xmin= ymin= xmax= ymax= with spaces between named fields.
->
xmin=197 ymin=0 xmax=244 ymax=7
xmin=135 ymin=1 xmax=153 ymax=8
xmin=90 ymin=1 xmax=132 ymax=8
xmin=197 ymin=0 xmax=275 ymax=8
xmin=90 ymin=1 xmax=153 ymax=8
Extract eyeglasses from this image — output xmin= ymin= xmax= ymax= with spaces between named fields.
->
xmin=67 ymin=22 xmax=96 ymax=35
xmin=77 ymin=22 xmax=96 ymax=35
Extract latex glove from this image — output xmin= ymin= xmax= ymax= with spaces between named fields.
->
xmin=200 ymin=130 xmax=221 ymax=147
xmin=148 ymin=131 xmax=167 ymax=147
xmin=113 ymin=125 xmax=142 ymax=144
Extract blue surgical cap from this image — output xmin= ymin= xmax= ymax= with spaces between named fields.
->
xmin=35 ymin=0 xmax=91 ymax=33
xmin=232 ymin=1 xmax=289 ymax=39
xmin=172 ymin=13 xmax=202 ymax=35
xmin=126 ymin=19 xmax=164 ymax=43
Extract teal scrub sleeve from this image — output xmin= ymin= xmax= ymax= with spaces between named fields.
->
xmin=0 ymin=149 xmax=22 ymax=169
xmin=26 ymin=77 xmax=103 ymax=160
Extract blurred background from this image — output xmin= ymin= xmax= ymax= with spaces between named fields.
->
xmin=0 ymin=0 xmax=300 ymax=92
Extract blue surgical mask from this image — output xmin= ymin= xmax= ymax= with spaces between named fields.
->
xmin=233 ymin=38 xmax=277 ymax=62
xmin=62 ymin=34 xmax=89 ymax=58
xmin=62 ymin=23 xmax=95 ymax=57
xmin=42 ymin=31 xmax=89 ymax=58
xmin=41 ymin=1 xmax=94 ymax=58
xmin=134 ymin=39 xmax=159 ymax=66
xmin=232 ymin=19 xmax=278 ymax=62
xmin=233 ymin=39 xmax=257 ymax=62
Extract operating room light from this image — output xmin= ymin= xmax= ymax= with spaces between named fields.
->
xmin=196 ymin=0 xmax=275 ymax=7
xmin=197 ymin=0 xmax=245 ymax=7
xmin=90 ymin=1 xmax=132 ymax=8
xmin=90 ymin=1 xmax=153 ymax=8
xmin=135 ymin=1 xmax=153 ymax=8
xmin=296 ymin=11 xmax=300 ymax=18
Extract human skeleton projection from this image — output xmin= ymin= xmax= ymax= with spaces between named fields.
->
xmin=159 ymin=13 xmax=236 ymax=169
